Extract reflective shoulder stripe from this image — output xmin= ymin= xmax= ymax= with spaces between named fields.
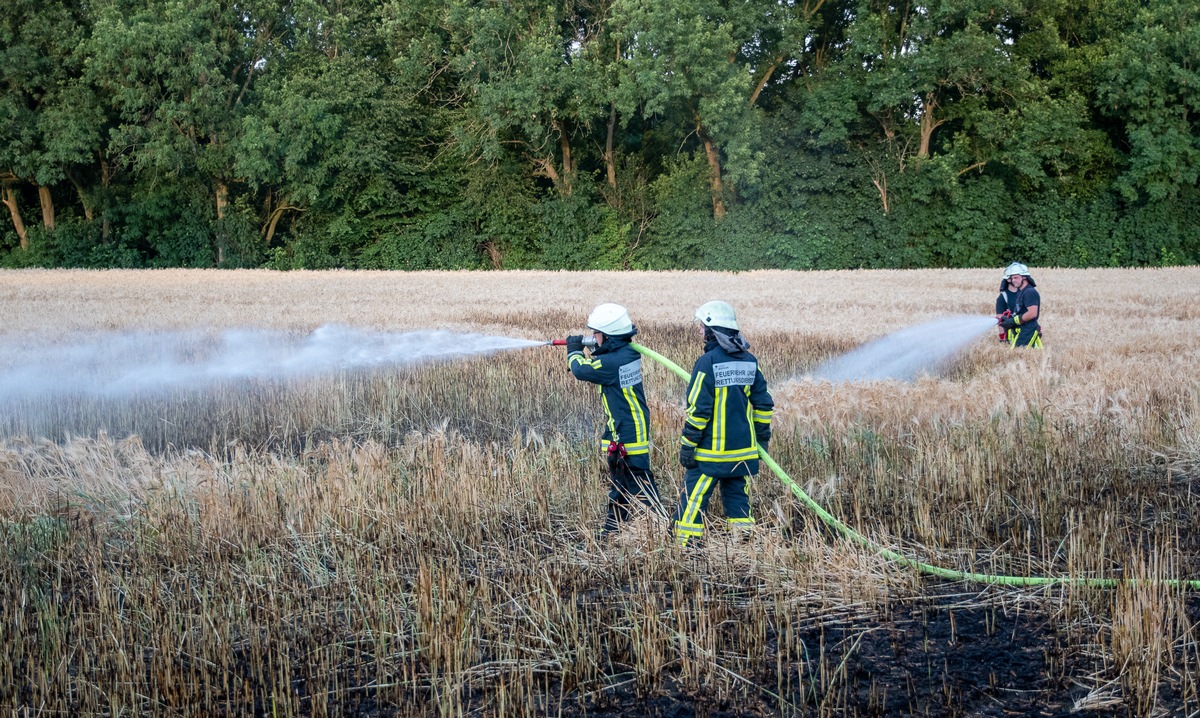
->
xmin=569 ymin=355 xmax=604 ymax=369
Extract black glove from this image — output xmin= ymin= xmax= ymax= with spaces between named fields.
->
xmin=679 ymin=445 xmax=698 ymax=469
xmin=757 ymin=437 xmax=770 ymax=455
xmin=565 ymin=335 xmax=584 ymax=353
xmin=999 ymin=316 xmax=1018 ymax=331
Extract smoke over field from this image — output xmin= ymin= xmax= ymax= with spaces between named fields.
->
xmin=0 ymin=267 xmax=1198 ymax=717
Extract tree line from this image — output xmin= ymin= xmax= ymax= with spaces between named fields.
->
xmin=2 ymin=0 xmax=1197 ymax=270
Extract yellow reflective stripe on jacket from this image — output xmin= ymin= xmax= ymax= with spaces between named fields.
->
xmin=695 ymin=446 xmax=761 ymax=462
xmin=623 ymin=386 xmax=648 ymax=445
xmin=596 ymin=440 xmax=650 ymax=455
xmin=752 ymin=408 xmax=772 ymax=423
xmin=600 ymin=392 xmax=618 ymax=440
xmin=680 ymin=436 xmax=698 ymax=448
xmin=743 ymin=395 xmax=754 ymax=443
xmin=713 ymin=386 xmax=727 ymax=451
xmin=568 ymin=353 xmax=603 ymax=370
xmin=685 ymin=371 xmax=708 ymax=429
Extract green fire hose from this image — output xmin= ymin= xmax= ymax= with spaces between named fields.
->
xmin=631 ymin=342 xmax=1200 ymax=589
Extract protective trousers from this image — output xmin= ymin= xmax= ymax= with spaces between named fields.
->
xmin=602 ymin=455 xmax=665 ymax=535
xmin=672 ymin=467 xmax=753 ymax=546
xmin=1010 ymin=326 xmax=1043 ymax=348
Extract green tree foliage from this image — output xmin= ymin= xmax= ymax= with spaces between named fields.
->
xmin=2 ymin=0 xmax=1196 ymax=268
xmin=1098 ymin=0 xmax=1200 ymax=202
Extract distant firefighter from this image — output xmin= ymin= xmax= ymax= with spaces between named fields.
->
xmin=673 ymin=301 xmax=773 ymax=547
xmin=996 ymin=263 xmax=1043 ymax=348
xmin=564 ymin=303 xmax=665 ymax=539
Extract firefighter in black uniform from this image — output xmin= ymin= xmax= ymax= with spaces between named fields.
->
xmin=566 ymin=303 xmax=664 ymax=537
xmin=996 ymin=262 xmax=1043 ymax=348
xmin=673 ymin=301 xmax=773 ymax=546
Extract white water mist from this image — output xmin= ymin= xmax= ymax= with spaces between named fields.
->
xmin=0 ymin=325 xmax=542 ymax=400
xmin=810 ymin=315 xmax=998 ymax=382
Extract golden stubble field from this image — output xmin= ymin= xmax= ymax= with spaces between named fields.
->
xmin=0 ymin=267 xmax=1198 ymax=717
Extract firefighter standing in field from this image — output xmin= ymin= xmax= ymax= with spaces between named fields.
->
xmin=995 ymin=262 xmax=1043 ymax=348
xmin=673 ymin=301 xmax=773 ymax=546
xmin=566 ymin=303 xmax=665 ymax=537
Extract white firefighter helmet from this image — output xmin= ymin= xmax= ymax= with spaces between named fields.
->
xmin=586 ymin=303 xmax=634 ymax=336
xmin=1002 ymin=262 xmax=1031 ymax=279
xmin=694 ymin=300 xmax=739 ymax=331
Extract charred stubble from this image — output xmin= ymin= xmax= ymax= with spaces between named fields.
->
xmin=0 ymin=268 xmax=1198 ymax=716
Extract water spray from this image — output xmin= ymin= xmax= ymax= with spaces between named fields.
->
xmin=996 ymin=309 xmax=1012 ymax=342
xmin=0 ymin=326 xmax=544 ymax=401
xmin=811 ymin=315 xmax=999 ymax=382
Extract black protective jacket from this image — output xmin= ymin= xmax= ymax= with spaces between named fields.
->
xmin=568 ymin=337 xmax=651 ymax=469
xmin=681 ymin=338 xmax=773 ymax=476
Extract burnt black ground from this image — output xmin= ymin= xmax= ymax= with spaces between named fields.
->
xmin=571 ymin=590 xmax=1080 ymax=718
xmin=559 ymin=585 xmax=1200 ymax=718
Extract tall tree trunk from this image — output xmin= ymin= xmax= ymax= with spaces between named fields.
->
xmin=215 ymin=181 xmax=229 ymax=265
xmin=556 ymin=120 xmax=573 ymax=196
xmin=605 ymin=104 xmax=617 ymax=190
xmin=37 ymin=185 xmax=55 ymax=230
xmin=100 ymin=157 xmax=111 ymax=241
xmin=918 ymin=93 xmax=945 ymax=159
xmin=697 ymin=124 xmax=726 ymax=219
xmin=263 ymin=205 xmax=302 ymax=246
xmin=67 ymin=170 xmax=94 ymax=222
xmin=483 ymin=240 xmax=503 ymax=269
xmin=216 ymin=182 xmax=228 ymax=220
xmin=748 ymin=57 xmax=782 ymax=108
xmin=871 ymin=171 xmax=889 ymax=214
xmin=531 ymin=155 xmax=561 ymax=185
xmin=2 ymin=185 xmax=29 ymax=250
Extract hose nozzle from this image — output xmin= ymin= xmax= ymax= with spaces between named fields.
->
xmin=549 ymin=337 xmax=598 ymax=348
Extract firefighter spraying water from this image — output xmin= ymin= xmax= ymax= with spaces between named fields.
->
xmin=558 ymin=303 xmax=665 ymax=539
xmin=995 ymin=262 xmax=1043 ymax=348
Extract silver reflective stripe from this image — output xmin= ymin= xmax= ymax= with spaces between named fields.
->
xmin=712 ymin=361 xmax=756 ymax=387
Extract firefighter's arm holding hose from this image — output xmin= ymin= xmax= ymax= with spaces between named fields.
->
xmin=566 ymin=336 xmax=611 ymax=383
xmin=998 ymin=303 xmax=1038 ymax=330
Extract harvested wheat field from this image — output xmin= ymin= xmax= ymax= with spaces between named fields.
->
xmin=1 ymin=267 xmax=1198 ymax=717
